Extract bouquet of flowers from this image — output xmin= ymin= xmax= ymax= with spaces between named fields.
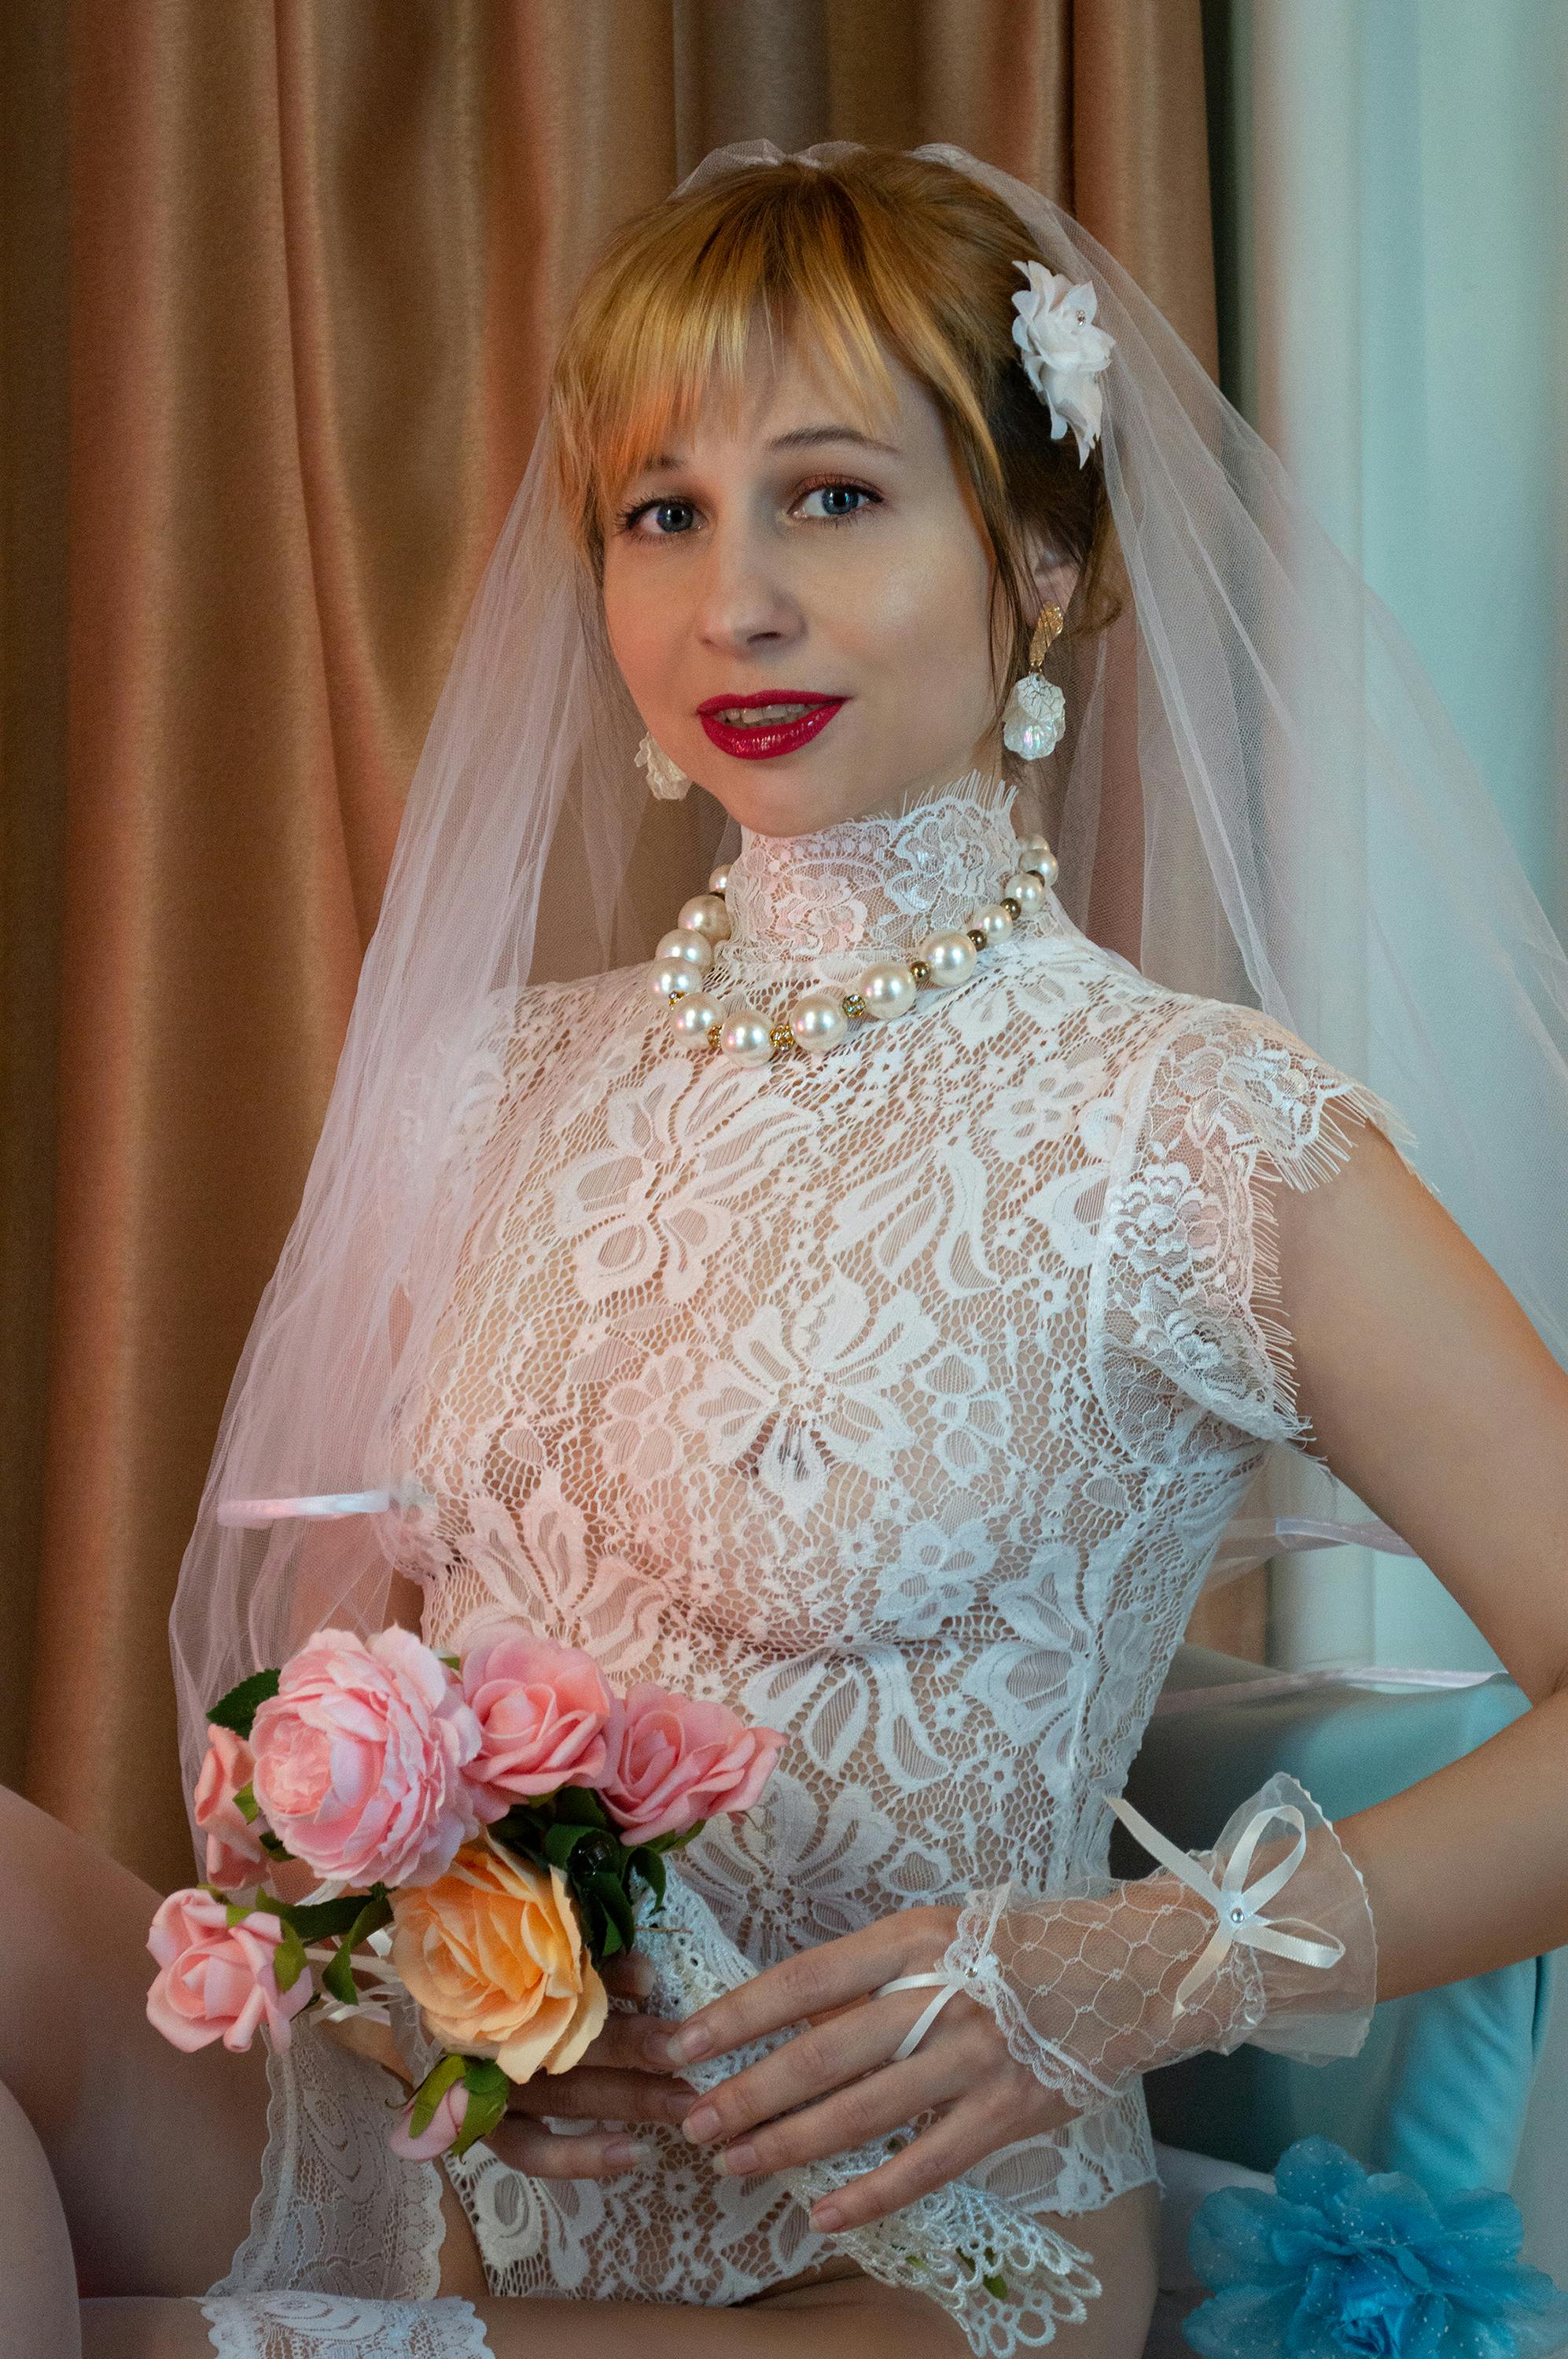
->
xmin=148 ymin=1621 xmax=784 ymax=2160
xmin=150 ymin=1619 xmax=1104 ymax=2352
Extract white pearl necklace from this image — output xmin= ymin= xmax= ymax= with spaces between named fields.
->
xmin=648 ymin=834 xmax=1061 ymax=1068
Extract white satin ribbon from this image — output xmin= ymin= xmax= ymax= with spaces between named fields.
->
xmin=217 ymin=1481 xmax=432 ymax=1528
xmin=873 ymin=1884 xmax=1014 ymax=2063
xmin=1153 ymin=1663 xmax=1498 ymax=1717
xmin=1103 ymin=1792 xmax=1345 ymax=2017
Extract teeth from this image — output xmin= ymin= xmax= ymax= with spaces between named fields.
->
xmin=716 ymin=703 xmax=816 ymax=726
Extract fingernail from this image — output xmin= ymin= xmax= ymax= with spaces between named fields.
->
xmin=605 ymin=2137 xmax=656 ymax=2167
xmin=682 ymin=2103 xmax=720 ymax=2143
xmin=667 ymin=2025 xmax=710 ymax=2064
xmin=716 ymin=2142 xmax=757 ymax=2176
xmin=812 ymin=2199 xmax=845 ymax=2232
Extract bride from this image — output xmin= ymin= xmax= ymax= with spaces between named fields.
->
xmin=6 ymin=142 xmax=1568 ymax=2359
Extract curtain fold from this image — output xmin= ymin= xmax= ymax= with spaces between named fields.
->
xmin=4 ymin=0 xmax=1222 ymax=1889
xmin=1 ymin=0 xmax=70 ymax=1794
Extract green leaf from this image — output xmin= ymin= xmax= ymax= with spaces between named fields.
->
xmin=272 ymin=1890 xmax=380 ymax=1944
xmin=233 ymin=1781 xmax=261 ymax=1824
xmin=451 ymin=2059 xmax=510 ymax=2159
xmin=207 ymin=1668 xmax=281 ymax=1740
xmin=628 ymin=1846 xmax=666 ymax=1907
xmin=224 ymin=1901 xmax=252 ymax=1927
xmin=597 ymin=1916 xmax=624 ymax=1959
xmin=258 ymin=1831 xmax=292 ymax=1860
xmin=485 ymin=1805 xmax=540 ymax=1845
xmin=982 ymin=2275 xmax=1009 ymax=2301
xmin=554 ymin=1786 xmax=609 ymax=1828
xmin=319 ymin=1889 xmax=395 ymax=2007
xmin=408 ymin=2052 xmax=468 ymax=2142
xmin=321 ymin=1942 xmax=359 ymax=2008
xmin=272 ymin=1923 xmax=309 ymax=1994
xmin=588 ymin=1871 xmax=635 ymax=1949
xmin=565 ymin=1831 xmax=623 ymax=1886
xmin=543 ymin=1820 xmax=592 ymax=1869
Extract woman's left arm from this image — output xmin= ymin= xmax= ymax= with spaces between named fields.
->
xmin=664 ymin=1121 xmax=1568 ymax=2224
xmin=1275 ymin=1117 xmax=1568 ymax=1988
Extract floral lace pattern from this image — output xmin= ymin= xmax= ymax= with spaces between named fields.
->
xmin=716 ymin=771 xmax=1022 ymax=988
xmin=340 ymin=777 xmax=1412 ymax=2312
xmin=211 ymin=1998 xmax=447 ymax=2309
xmin=200 ymin=2293 xmax=490 ymax=2359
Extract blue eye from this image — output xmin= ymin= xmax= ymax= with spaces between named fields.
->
xmin=797 ymin=482 xmax=877 ymax=522
xmin=641 ymin=499 xmax=696 ymax=536
xmin=613 ymin=477 xmax=882 ymax=541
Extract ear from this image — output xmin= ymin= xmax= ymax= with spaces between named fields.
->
xmin=1025 ymin=545 xmax=1082 ymax=624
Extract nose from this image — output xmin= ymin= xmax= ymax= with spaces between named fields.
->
xmin=690 ymin=512 xmax=805 ymax=662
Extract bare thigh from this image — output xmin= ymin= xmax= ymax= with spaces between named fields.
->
xmin=1 ymin=2075 xmax=82 ymax=2359
xmin=77 ymin=2181 xmax=1158 ymax=2357
xmin=0 ymin=1784 xmax=271 ymax=2298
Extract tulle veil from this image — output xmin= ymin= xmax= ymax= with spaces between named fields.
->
xmin=168 ymin=138 xmax=1568 ymax=1834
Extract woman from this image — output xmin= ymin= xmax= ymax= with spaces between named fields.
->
xmin=6 ymin=142 xmax=1568 ymax=2359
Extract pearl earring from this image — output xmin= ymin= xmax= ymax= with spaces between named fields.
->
xmin=635 ymin=732 xmax=691 ymax=801
xmin=1002 ymin=602 xmax=1067 ymax=761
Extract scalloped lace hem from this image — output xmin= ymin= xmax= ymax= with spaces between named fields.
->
xmin=200 ymin=2294 xmax=490 ymax=2357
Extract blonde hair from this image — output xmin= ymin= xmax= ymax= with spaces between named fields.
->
xmin=547 ymin=149 xmax=1121 ymax=723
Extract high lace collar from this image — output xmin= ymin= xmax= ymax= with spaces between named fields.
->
xmin=723 ymin=768 xmax=1033 ymax=975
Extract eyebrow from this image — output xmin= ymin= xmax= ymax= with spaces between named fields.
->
xmin=637 ymin=423 xmax=901 ymax=471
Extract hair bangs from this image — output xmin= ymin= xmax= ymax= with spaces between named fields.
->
xmin=554 ymin=176 xmax=924 ymax=574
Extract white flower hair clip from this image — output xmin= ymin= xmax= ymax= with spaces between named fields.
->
xmin=1010 ymin=260 xmax=1115 ymax=466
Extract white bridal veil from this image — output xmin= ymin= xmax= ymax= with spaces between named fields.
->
xmin=169 ymin=138 xmax=1568 ymax=1822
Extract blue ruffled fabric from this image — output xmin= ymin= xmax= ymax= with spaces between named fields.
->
xmin=1183 ymin=2136 xmax=1568 ymax=2359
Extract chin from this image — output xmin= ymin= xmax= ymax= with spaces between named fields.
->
xmin=702 ymin=757 xmax=915 ymax=841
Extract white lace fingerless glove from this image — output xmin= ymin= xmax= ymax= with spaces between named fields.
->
xmin=934 ymin=1772 xmax=1377 ymax=2114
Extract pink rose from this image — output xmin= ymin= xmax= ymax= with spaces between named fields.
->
xmin=462 ymin=1628 xmax=615 ymax=1813
xmin=598 ymin=1686 xmax=785 ymax=1846
xmin=389 ymin=2079 xmax=469 ymax=2161
xmin=193 ymin=1724 xmax=266 ymax=1891
xmin=145 ymin=1888 xmax=311 ymax=2054
xmin=251 ymin=1627 xmax=481 ymax=1889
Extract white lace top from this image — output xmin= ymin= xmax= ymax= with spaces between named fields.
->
xmin=375 ymin=773 xmax=1401 ymax=2308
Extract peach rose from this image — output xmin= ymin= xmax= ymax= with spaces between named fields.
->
xmin=462 ymin=1628 xmax=615 ymax=1812
xmin=193 ymin=1724 xmax=267 ymax=1891
xmin=146 ymin=1888 xmax=311 ymax=2054
xmin=598 ymin=1685 xmax=785 ymax=1846
xmin=251 ymin=1627 xmax=481 ymax=1889
xmin=390 ymin=1838 xmax=606 ymax=2081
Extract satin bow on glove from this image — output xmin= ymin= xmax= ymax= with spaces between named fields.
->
xmin=933 ymin=1769 xmax=1378 ymax=2118
xmin=664 ymin=1770 xmax=1376 ymax=2234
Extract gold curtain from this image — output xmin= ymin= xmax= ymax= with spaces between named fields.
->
xmin=2 ymin=0 xmax=1227 ymax=1893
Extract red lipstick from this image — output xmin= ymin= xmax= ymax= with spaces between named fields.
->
xmin=696 ymin=690 xmax=847 ymax=762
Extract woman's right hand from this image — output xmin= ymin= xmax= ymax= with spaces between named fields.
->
xmin=484 ymin=1952 xmax=694 ymax=2177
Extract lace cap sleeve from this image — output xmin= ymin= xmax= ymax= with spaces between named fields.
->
xmin=1089 ymin=1001 xmax=1418 ymax=1459
xmin=374 ymin=985 xmax=523 ymax=1261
